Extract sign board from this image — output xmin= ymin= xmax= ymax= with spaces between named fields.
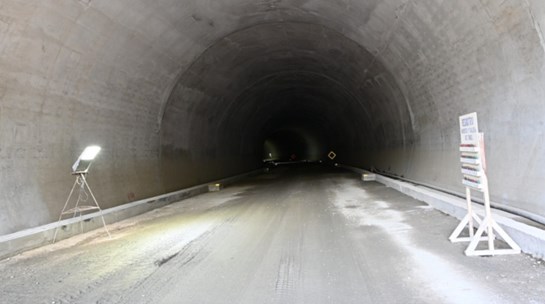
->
xmin=451 ymin=113 xmax=521 ymax=256
xmin=459 ymin=112 xmax=479 ymax=144
xmin=328 ymin=151 xmax=337 ymax=160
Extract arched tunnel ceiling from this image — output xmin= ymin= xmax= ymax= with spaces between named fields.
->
xmin=1 ymin=0 xmax=545 ymax=234
xmin=161 ymin=22 xmax=409 ymax=161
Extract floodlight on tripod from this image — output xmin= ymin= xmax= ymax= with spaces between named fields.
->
xmin=53 ymin=145 xmax=111 ymax=242
xmin=72 ymin=145 xmax=101 ymax=174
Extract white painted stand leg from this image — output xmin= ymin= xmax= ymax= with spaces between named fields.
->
xmin=449 ymin=187 xmax=486 ymax=243
xmin=464 ymin=177 xmax=521 ymax=256
xmin=464 ymin=216 xmax=521 ymax=256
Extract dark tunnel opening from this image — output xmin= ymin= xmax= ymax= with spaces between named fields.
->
xmin=262 ymin=125 xmax=327 ymax=162
xmin=159 ymin=22 xmax=413 ymax=192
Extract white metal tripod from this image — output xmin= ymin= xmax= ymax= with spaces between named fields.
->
xmin=52 ymin=172 xmax=111 ymax=242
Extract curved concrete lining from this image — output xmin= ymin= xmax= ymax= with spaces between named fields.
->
xmin=160 ymin=21 xmax=411 ymax=191
xmin=1 ymin=1 xmax=545 ymax=235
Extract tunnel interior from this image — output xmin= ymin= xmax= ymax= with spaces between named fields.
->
xmin=1 ymin=1 xmax=545 ymax=235
xmin=159 ymin=21 xmax=413 ymax=191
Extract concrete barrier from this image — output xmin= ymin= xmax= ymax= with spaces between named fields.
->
xmin=0 ymin=169 xmax=261 ymax=260
xmin=339 ymin=164 xmax=545 ymax=259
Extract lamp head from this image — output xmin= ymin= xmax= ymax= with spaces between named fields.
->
xmin=80 ymin=146 xmax=101 ymax=160
xmin=72 ymin=145 xmax=102 ymax=174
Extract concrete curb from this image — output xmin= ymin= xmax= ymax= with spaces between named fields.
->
xmin=339 ymin=164 xmax=545 ymax=259
xmin=0 ymin=169 xmax=261 ymax=260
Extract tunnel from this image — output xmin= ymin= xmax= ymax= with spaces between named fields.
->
xmin=2 ymin=0 xmax=545 ymax=235
xmin=2 ymin=1 xmax=545 ymax=302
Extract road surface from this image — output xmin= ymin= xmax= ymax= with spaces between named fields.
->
xmin=1 ymin=165 xmax=544 ymax=303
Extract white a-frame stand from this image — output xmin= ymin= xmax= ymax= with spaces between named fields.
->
xmin=450 ymin=130 xmax=520 ymax=256
xmin=53 ymin=172 xmax=111 ymax=242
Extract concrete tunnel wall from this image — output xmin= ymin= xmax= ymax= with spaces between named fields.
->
xmin=1 ymin=0 xmax=545 ymax=235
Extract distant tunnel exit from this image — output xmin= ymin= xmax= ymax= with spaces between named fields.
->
xmin=262 ymin=126 xmax=327 ymax=162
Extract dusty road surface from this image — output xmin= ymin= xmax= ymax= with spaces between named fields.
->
xmin=1 ymin=165 xmax=544 ymax=304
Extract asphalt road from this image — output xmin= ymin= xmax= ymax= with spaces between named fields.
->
xmin=1 ymin=165 xmax=544 ymax=303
